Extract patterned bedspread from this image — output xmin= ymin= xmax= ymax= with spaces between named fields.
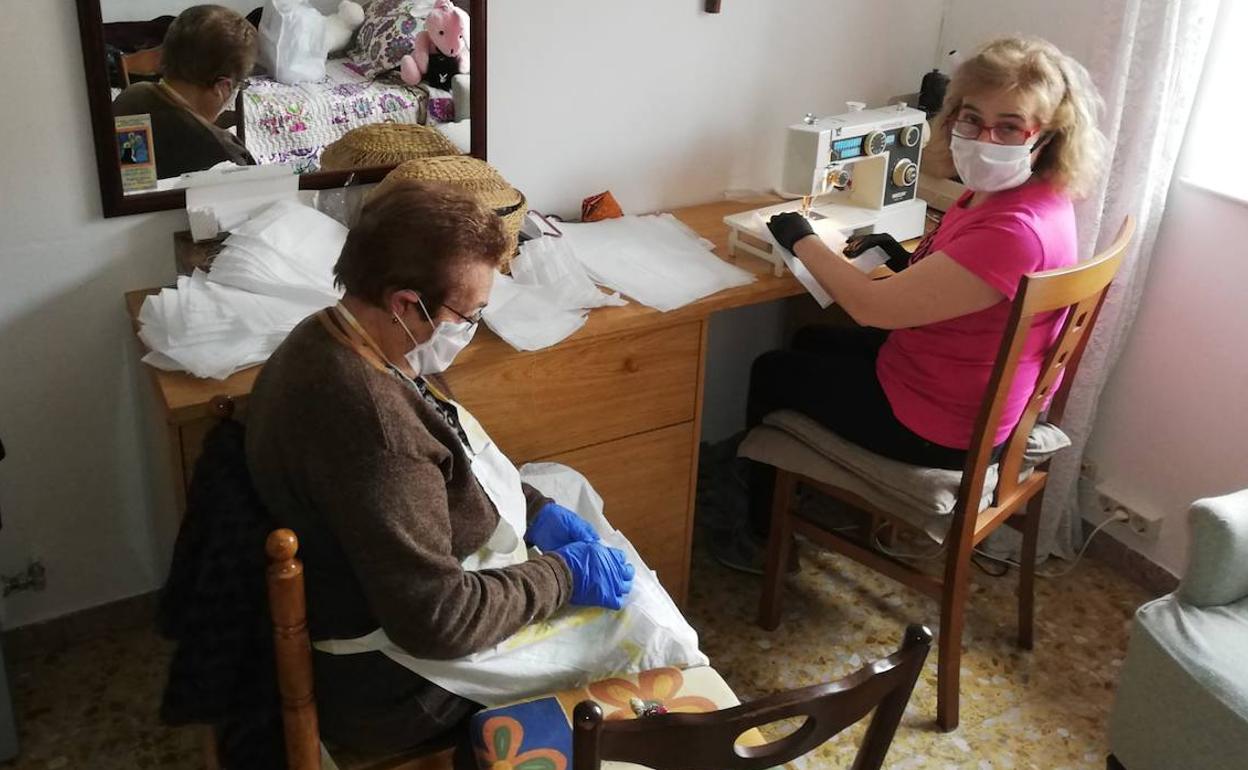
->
xmin=242 ymin=58 xmax=456 ymax=174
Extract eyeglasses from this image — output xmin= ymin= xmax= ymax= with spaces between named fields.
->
xmin=950 ymin=117 xmax=1041 ymax=146
xmin=440 ymin=301 xmax=485 ymax=327
xmin=217 ymin=76 xmax=250 ymax=97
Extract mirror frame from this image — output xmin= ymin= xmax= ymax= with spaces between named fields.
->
xmin=76 ymin=0 xmax=488 ymax=218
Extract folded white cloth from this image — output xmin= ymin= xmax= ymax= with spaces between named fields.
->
xmin=207 ymin=199 xmax=346 ymax=305
xmin=137 ymin=200 xmax=346 ymax=379
xmin=483 ymin=236 xmax=626 ymax=351
xmin=139 ymin=270 xmax=329 ymax=379
xmin=558 ymin=214 xmax=755 ymax=312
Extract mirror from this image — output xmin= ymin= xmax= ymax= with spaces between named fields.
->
xmin=76 ymin=0 xmax=487 ymax=217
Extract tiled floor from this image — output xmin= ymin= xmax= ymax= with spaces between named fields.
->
xmin=685 ymin=541 xmax=1150 ymax=770
xmin=2 ymin=443 xmax=1153 ymax=770
xmin=1 ymin=542 xmax=1149 ymax=770
xmin=3 ymin=626 xmax=199 ymax=769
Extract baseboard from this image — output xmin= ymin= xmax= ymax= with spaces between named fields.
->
xmin=1083 ymin=520 xmax=1179 ymax=597
xmin=3 ymin=591 xmax=159 ymax=661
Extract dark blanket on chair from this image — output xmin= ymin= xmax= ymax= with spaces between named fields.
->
xmin=157 ymin=418 xmax=284 ymax=768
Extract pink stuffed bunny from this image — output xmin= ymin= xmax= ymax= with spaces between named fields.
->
xmin=398 ymin=0 xmax=470 ymax=87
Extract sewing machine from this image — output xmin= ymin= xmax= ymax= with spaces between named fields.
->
xmin=725 ymin=102 xmax=929 ymax=275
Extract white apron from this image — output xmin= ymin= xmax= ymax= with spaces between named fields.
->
xmin=313 ymin=397 xmax=706 ymax=707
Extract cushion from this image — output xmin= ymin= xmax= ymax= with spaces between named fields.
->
xmin=1179 ymin=490 xmax=1248 ymax=607
xmin=737 ymin=410 xmax=1070 ymax=538
xmin=348 ymin=0 xmax=439 ymax=79
xmin=1110 ymin=594 xmax=1248 ymax=770
xmin=468 ymin=666 xmax=779 ymax=770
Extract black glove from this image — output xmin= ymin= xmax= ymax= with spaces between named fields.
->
xmin=767 ymin=212 xmax=816 ymax=254
xmin=844 ymin=233 xmax=912 ymax=273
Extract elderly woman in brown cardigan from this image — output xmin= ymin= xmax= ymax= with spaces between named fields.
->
xmin=245 ymin=182 xmax=634 ymax=754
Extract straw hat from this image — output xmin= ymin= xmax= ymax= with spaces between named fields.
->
xmin=371 ymin=156 xmax=528 ymax=270
xmin=319 ymin=123 xmax=459 ymax=172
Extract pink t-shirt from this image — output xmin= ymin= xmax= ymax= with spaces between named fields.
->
xmin=876 ymin=181 xmax=1077 ymax=449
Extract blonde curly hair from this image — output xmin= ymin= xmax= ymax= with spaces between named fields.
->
xmin=924 ymin=37 xmax=1107 ymax=198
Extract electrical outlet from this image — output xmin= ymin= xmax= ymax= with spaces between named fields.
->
xmin=1096 ymin=487 xmax=1162 ymax=541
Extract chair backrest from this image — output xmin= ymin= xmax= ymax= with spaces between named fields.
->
xmin=121 ymin=46 xmax=162 ymax=87
xmin=267 ymin=529 xmax=323 ymax=770
xmin=572 ymin=625 xmax=932 ymax=770
xmin=956 ymin=217 xmax=1136 ymax=515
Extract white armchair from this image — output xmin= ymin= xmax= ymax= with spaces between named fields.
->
xmin=1108 ymin=490 xmax=1248 ymax=770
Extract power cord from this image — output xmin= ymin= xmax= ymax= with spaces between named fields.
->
xmin=868 ymin=510 xmax=1129 ymax=580
xmin=972 ymin=510 xmax=1129 ymax=579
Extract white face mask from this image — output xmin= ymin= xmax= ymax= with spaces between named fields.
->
xmin=950 ymin=134 xmax=1042 ymax=192
xmin=396 ymin=298 xmax=476 ymax=375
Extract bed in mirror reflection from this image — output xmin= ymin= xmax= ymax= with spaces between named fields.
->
xmin=95 ymin=0 xmax=475 ymax=199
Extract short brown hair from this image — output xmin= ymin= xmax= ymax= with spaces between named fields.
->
xmin=334 ymin=180 xmax=508 ymax=309
xmin=162 ymin=5 xmax=257 ymax=87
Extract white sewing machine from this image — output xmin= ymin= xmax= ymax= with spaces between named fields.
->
xmin=725 ymin=102 xmax=929 ymax=276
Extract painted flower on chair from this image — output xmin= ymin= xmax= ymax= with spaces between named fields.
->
xmin=476 ymin=716 xmax=567 ymax=770
xmin=587 ymin=668 xmax=717 ymax=721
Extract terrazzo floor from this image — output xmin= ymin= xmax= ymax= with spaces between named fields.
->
xmin=2 ymin=456 xmax=1152 ymax=770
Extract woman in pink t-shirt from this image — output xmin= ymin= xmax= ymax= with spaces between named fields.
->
xmin=721 ymin=37 xmax=1108 ymax=571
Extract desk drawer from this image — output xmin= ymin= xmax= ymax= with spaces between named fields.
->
xmin=446 ymin=321 xmax=702 ymax=463
xmin=540 ymin=422 xmax=696 ymax=604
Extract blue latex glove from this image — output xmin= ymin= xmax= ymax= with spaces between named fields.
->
xmin=553 ymin=541 xmax=635 ymax=611
xmin=525 ymin=502 xmax=600 ymax=552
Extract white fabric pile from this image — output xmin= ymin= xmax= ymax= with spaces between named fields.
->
xmin=483 ymin=236 xmax=626 ymax=351
xmin=557 ymin=214 xmax=755 ymax=312
xmin=138 ymin=201 xmax=346 ymax=379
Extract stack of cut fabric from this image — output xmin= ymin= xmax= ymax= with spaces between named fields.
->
xmin=207 ymin=200 xmax=346 ymax=305
xmin=557 ymin=214 xmax=755 ymax=312
xmin=483 ymin=236 xmax=626 ymax=351
xmin=138 ymin=201 xmax=346 ymax=380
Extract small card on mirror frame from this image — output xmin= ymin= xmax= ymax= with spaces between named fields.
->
xmin=115 ymin=114 xmax=157 ymax=194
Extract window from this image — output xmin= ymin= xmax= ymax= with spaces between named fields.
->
xmin=1181 ymin=1 xmax=1248 ymax=203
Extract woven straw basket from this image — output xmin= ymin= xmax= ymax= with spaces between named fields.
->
xmin=319 ymin=122 xmax=459 ymax=172
xmin=370 ymin=156 xmax=528 ymax=270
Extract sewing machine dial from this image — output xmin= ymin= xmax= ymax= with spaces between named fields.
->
xmin=863 ymin=130 xmax=888 ymax=156
xmin=893 ymin=159 xmax=918 ymax=187
xmin=900 ymin=125 xmax=922 ymax=147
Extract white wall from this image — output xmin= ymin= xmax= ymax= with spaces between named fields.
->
xmin=103 ymin=0 xmax=265 ymax=23
xmin=0 ymin=0 xmax=944 ymax=627
xmin=1084 ymin=185 xmax=1248 ymax=575
xmin=939 ymin=0 xmax=1100 ymax=64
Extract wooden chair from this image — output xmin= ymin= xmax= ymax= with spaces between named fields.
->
xmin=753 ymin=218 xmax=1135 ymax=731
xmin=267 ymin=529 xmax=457 ymax=770
xmin=120 ymin=46 xmax=162 ymax=87
xmin=572 ymin=624 xmax=932 ymax=770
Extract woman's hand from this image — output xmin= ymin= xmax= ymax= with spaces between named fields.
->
xmin=525 ymin=502 xmax=600 ymax=552
xmin=766 ymin=212 xmax=817 ymax=254
xmin=553 ymin=541 xmax=635 ymax=611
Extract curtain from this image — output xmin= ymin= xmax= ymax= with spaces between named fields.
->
xmin=1036 ymin=0 xmax=1222 ymax=560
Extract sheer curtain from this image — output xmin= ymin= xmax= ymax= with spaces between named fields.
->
xmin=1036 ymin=0 xmax=1221 ymax=560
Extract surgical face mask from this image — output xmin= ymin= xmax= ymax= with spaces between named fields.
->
xmin=950 ymin=134 xmax=1041 ymax=192
xmin=395 ymin=298 xmax=476 ymax=375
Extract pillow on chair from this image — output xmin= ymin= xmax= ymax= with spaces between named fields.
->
xmin=737 ymin=411 xmax=1070 ymax=534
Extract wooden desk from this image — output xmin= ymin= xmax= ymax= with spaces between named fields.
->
xmin=126 ymin=200 xmax=805 ymax=604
